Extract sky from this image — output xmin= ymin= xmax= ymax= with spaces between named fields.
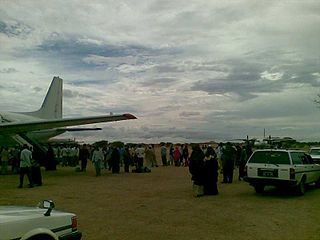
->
xmin=0 ymin=0 xmax=320 ymax=144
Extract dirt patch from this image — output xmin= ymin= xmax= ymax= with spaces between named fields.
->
xmin=1 ymin=164 xmax=320 ymax=240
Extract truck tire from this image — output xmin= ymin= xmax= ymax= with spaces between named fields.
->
xmin=254 ymin=184 xmax=264 ymax=193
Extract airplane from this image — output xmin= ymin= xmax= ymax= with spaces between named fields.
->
xmin=0 ymin=76 xmax=136 ymax=147
xmin=230 ymin=136 xmax=259 ymax=146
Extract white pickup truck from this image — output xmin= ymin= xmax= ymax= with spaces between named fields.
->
xmin=0 ymin=200 xmax=82 ymax=240
xmin=244 ymin=149 xmax=320 ymax=195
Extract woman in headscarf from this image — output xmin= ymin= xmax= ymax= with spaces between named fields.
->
xmin=203 ymin=146 xmax=219 ymax=195
xmin=188 ymin=144 xmax=205 ymax=197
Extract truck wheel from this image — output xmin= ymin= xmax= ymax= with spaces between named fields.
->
xmin=254 ymin=184 xmax=264 ymax=193
xmin=297 ymin=178 xmax=306 ymax=196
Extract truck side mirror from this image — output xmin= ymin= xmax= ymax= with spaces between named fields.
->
xmin=40 ymin=200 xmax=55 ymax=216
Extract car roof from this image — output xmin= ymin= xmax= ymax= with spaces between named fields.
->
xmin=254 ymin=149 xmax=306 ymax=153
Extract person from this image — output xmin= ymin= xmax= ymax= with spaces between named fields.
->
xmin=79 ymin=144 xmax=89 ymax=172
xmin=173 ymin=146 xmax=181 ymax=166
xmin=105 ymin=146 xmax=113 ymax=171
xmin=144 ymin=145 xmax=153 ymax=169
xmin=221 ymin=142 xmax=236 ymax=183
xmin=111 ymin=146 xmax=120 ymax=173
xmin=245 ymin=143 xmax=253 ymax=159
xmin=182 ymin=144 xmax=189 ymax=166
xmin=238 ymin=145 xmax=247 ymax=181
xmin=135 ymin=144 xmax=145 ymax=171
xmin=215 ymin=142 xmax=223 ymax=173
xmin=123 ymin=146 xmax=132 ymax=173
xmin=160 ymin=144 xmax=167 ymax=166
xmin=60 ymin=146 xmax=68 ymax=166
xmin=18 ymin=145 xmax=34 ymax=188
xmin=169 ymin=144 xmax=174 ymax=165
xmin=45 ymin=145 xmax=56 ymax=171
xmin=188 ymin=144 xmax=205 ymax=197
xmin=11 ymin=146 xmax=21 ymax=174
xmin=235 ymin=145 xmax=242 ymax=168
xmin=179 ymin=145 xmax=184 ymax=166
xmin=149 ymin=145 xmax=158 ymax=167
xmin=31 ymin=147 xmax=43 ymax=186
xmin=91 ymin=147 xmax=104 ymax=176
xmin=203 ymin=146 xmax=219 ymax=195
xmin=1 ymin=147 xmax=9 ymax=175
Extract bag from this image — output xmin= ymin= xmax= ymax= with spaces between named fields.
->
xmin=193 ymin=183 xmax=204 ymax=197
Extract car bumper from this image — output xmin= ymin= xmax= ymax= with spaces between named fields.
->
xmin=243 ymin=177 xmax=297 ymax=187
xmin=59 ymin=231 xmax=82 ymax=240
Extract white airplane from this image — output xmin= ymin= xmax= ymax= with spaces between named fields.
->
xmin=0 ymin=76 xmax=136 ymax=146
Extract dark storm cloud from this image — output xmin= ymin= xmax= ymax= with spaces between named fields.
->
xmin=190 ymin=53 xmax=320 ymax=101
xmin=189 ymin=62 xmax=229 ymax=72
xmin=33 ymin=87 xmax=42 ymax=92
xmin=38 ymin=37 xmax=151 ymax=58
xmin=12 ymin=35 xmax=182 ymax=78
xmin=139 ymin=77 xmax=178 ymax=87
xmin=35 ymin=38 xmax=139 ymax=70
xmin=152 ymin=65 xmax=185 ymax=73
xmin=68 ymin=79 xmax=111 ymax=86
xmin=0 ymin=19 xmax=32 ymax=37
xmin=63 ymin=89 xmax=90 ymax=99
xmin=89 ymin=105 xmax=137 ymax=115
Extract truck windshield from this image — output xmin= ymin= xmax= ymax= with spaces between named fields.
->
xmin=249 ymin=151 xmax=290 ymax=165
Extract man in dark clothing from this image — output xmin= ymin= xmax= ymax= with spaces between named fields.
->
xmin=160 ymin=144 xmax=167 ymax=166
xmin=111 ymin=147 xmax=120 ymax=173
xmin=31 ymin=147 xmax=43 ymax=186
xmin=123 ymin=147 xmax=132 ymax=173
xmin=203 ymin=146 xmax=219 ymax=195
xmin=79 ymin=144 xmax=89 ymax=172
xmin=221 ymin=142 xmax=236 ymax=183
xmin=45 ymin=145 xmax=56 ymax=171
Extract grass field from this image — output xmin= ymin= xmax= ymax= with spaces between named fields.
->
xmin=1 ymin=164 xmax=320 ymax=240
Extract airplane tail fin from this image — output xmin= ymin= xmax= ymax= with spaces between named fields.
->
xmin=25 ymin=76 xmax=63 ymax=119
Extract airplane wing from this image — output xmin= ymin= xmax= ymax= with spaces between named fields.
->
xmin=0 ymin=113 xmax=136 ymax=135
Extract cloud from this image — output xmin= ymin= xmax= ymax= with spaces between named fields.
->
xmin=0 ymin=68 xmax=17 ymax=73
xmin=1 ymin=1 xmax=320 ymax=142
xmin=179 ymin=111 xmax=201 ymax=117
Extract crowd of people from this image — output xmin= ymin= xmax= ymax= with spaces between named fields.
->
xmin=0 ymin=144 xmax=44 ymax=188
xmin=188 ymin=142 xmax=253 ymax=197
xmin=0 ymin=141 xmax=253 ymax=195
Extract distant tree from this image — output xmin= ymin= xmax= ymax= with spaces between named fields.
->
xmin=111 ymin=141 xmax=124 ymax=148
